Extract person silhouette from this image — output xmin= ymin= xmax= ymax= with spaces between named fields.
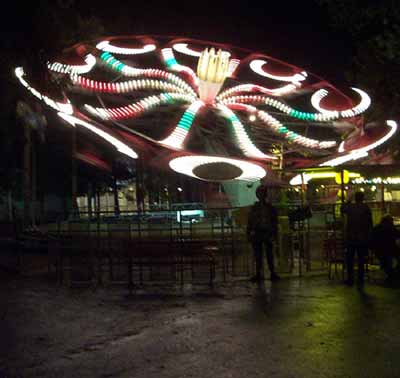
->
xmin=247 ymin=185 xmax=280 ymax=282
xmin=341 ymin=191 xmax=373 ymax=286
xmin=370 ymin=214 xmax=400 ymax=284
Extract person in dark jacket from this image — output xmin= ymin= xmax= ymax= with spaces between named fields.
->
xmin=247 ymin=185 xmax=280 ymax=282
xmin=370 ymin=214 xmax=400 ymax=283
xmin=341 ymin=191 xmax=373 ymax=286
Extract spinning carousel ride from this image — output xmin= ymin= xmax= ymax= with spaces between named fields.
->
xmin=15 ymin=35 xmax=397 ymax=182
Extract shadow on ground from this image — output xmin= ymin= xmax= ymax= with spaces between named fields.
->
xmin=1 ymin=271 xmax=400 ymax=378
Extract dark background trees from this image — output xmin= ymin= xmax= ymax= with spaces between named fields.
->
xmin=318 ymin=0 xmax=400 ymax=121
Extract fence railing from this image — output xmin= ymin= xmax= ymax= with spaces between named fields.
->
xmin=3 ymin=201 xmax=391 ymax=284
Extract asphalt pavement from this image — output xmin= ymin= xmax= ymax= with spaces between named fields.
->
xmin=1 ymin=272 xmax=400 ymax=378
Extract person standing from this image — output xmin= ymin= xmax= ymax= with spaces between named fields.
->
xmin=247 ymin=185 xmax=280 ymax=282
xmin=341 ymin=191 xmax=373 ymax=286
xmin=370 ymin=214 xmax=400 ymax=284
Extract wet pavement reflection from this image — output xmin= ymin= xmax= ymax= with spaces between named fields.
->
xmin=1 ymin=273 xmax=400 ymax=378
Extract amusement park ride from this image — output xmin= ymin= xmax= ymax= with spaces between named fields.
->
xmin=15 ymin=35 xmax=397 ymax=184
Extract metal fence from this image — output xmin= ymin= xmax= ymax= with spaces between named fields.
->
xmin=4 ymin=201 xmax=390 ymax=288
xmin=44 ymin=204 xmax=338 ymax=281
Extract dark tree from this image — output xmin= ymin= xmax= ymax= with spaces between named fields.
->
xmin=317 ymin=0 xmax=400 ymax=121
xmin=0 ymin=1 xmax=107 ymax=222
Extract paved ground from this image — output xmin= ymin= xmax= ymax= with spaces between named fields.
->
xmin=1 ymin=271 xmax=400 ymax=378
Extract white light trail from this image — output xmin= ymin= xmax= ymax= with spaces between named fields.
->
xmin=159 ymin=101 xmax=204 ymax=149
xmin=311 ymin=88 xmax=371 ymax=118
xmin=320 ymin=120 xmax=397 ymax=167
xmin=58 ymin=113 xmax=138 ymax=159
xmin=48 ymin=54 xmax=96 ymax=75
xmin=173 ymin=43 xmax=202 ymax=57
xmin=216 ymin=83 xmax=297 ymax=101
xmin=15 ymin=67 xmax=73 ymax=115
xmin=169 ymin=155 xmax=266 ymax=181
xmin=250 ymin=59 xmax=307 ymax=83
xmin=161 ymin=48 xmax=199 ymax=87
xmin=96 ymin=41 xmax=156 ymax=55
xmin=217 ymin=104 xmax=277 ymax=159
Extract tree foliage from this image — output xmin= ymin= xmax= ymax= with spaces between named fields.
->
xmin=317 ymin=0 xmax=400 ymax=121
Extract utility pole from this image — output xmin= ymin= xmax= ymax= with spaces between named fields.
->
xmin=71 ymin=125 xmax=77 ymax=215
xmin=113 ymin=177 xmax=120 ymax=216
xmin=31 ymin=134 xmax=37 ymax=225
xmin=23 ymin=122 xmax=31 ymax=227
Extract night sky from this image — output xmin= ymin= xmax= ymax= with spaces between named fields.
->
xmin=3 ymin=0 xmax=353 ymax=88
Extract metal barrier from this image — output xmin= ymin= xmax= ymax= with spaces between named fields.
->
xmin=44 ymin=205 xmax=335 ymax=285
xmin=14 ymin=202 xmax=389 ymax=286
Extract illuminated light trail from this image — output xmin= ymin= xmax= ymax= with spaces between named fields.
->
xmin=289 ymin=122 xmax=395 ymax=184
xmin=173 ymin=43 xmax=202 ymax=57
xmin=217 ymin=104 xmax=277 ymax=159
xmin=224 ymin=102 xmax=336 ymax=149
xmin=15 ymin=67 xmax=73 ymax=115
xmin=334 ymin=120 xmax=397 ymax=159
xmin=311 ymin=88 xmax=371 ymax=118
xmin=289 ymin=171 xmax=361 ymax=186
xmin=99 ymin=52 xmax=197 ymax=98
xmin=48 ymin=54 xmax=96 ymax=75
xmin=58 ymin=113 xmax=138 ymax=159
xmin=15 ymin=35 xmax=395 ymax=182
xmin=161 ymin=48 xmax=199 ymax=87
xmin=250 ymin=59 xmax=307 ymax=83
xmin=70 ymin=74 xmax=189 ymax=95
xmin=85 ymin=93 xmax=193 ymax=121
xmin=169 ymin=155 xmax=267 ymax=181
xmin=159 ymin=101 xmax=204 ymax=149
xmin=221 ymin=94 xmax=341 ymax=122
xmin=96 ymin=40 xmax=156 ymax=55
xmin=216 ymin=83 xmax=297 ymax=101
xmin=324 ymin=120 xmax=398 ymax=165
xmin=256 ymin=110 xmax=336 ymax=149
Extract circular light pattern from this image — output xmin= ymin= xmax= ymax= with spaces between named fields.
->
xmin=321 ymin=120 xmax=398 ymax=167
xmin=311 ymin=88 xmax=371 ymax=118
xmin=249 ymin=59 xmax=307 ymax=83
xmin=15 ymin=35 xmax=396 ymax=182
xmin=169 ymin=155 xmax=266 ymax=181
